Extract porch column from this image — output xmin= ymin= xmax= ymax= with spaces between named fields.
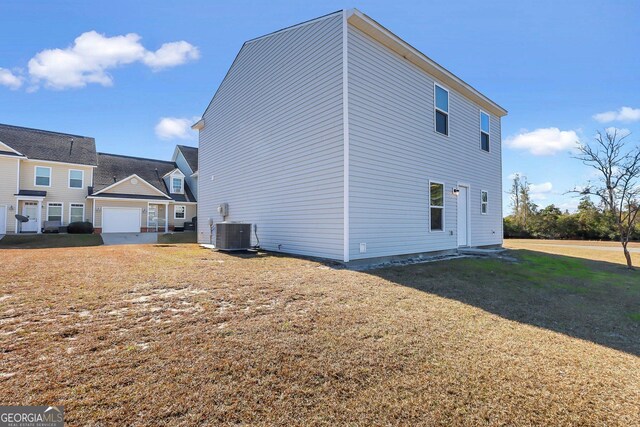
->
xmin=164 ymin=204 xmax=169 ymax=233
xmin=36 ymin=200 xmax=42 ymax=234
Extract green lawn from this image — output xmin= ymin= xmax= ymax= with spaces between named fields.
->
xmin=0 ymin=233 xmax=103 ymax=249
xmin=157 ymin=232 xmax=197 ymax=244
xmin=372 ymin=249 xmax=640 ymax=355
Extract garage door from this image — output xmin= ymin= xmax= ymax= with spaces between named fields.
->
xmin=0 ymin=205 xmax=6 ymax=234
xmin=102 ymin=208 xmax=141 ymax=233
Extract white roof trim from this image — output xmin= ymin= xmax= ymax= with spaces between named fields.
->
xmin=346 ymin=9 xmax=507 ymax=117
xmin=191 ymin=119 xmax=204 ymax=130
xmin=0 ymin=139 xmax=24 ymax=156
xmin=191 ymin=171 xmax=199 ymax=178
xmin=92 ymin=174 xmax=171 ymax=198
xmin=162 ymin=168 xmax=184 ymax=179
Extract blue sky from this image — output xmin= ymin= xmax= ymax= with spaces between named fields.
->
xmin=1 ymin=0 xmax=638 ymax=214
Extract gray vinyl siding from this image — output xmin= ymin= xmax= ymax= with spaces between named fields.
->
xmin=347 ymin=25 xmax=503 ymax=260
xmin=198 ymin=13 xmax=345 ymax=260
xmin=175 ymin=151 xmax=196 ymax=199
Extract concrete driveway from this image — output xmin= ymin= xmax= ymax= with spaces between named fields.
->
xmin=101 ymin=233 xmax=159 ymax=246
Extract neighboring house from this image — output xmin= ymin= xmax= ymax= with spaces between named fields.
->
xmin=195 ymin=9 xmax=507 ymax=262
xmin=0 ymin=124 xmax=97 ymax=234
xmin=89 ymin=153 xmax=197 ymax=233
xmin=173 ymin=145 xmax=199 ymax=199
xmin=0 ymin=122 xmax=198 ymax=235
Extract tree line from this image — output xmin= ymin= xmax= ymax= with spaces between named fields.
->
xmin=504 ymin=174 xmax=640 ymax=241
xmin=503 ymin=129 xmax=639 ymax=268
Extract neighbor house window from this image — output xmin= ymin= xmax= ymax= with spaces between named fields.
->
xmin=47 ymin=203 xmax=63 ymax=222
xmin=481 ymin=190 xmax=488 ymax=214
xmin=430 ymin=182 xmax=445 ymax=231
xmin=70 ymin=203 xmax=85 ymax=223
xmin=35 ymin=166 xmax=51 ymax=186
xmin=480 ymin=111 xmax=490 ymax=152
xmin=172 ymin=177 xmax=183 ymax=193
xmin=174 ymin=205 xmax=186 ymax=219
xmin=69 ymin=169 xmax=84 ymax=189
xmin=434 ymin=84 xmax=449 ymax=136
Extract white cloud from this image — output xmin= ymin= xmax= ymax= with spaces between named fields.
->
xmin=155 ymin=117 xmax=199 ymax=140
xmin=558 ymin=199 xmax=580 ymax=213
xmin=507 ymin=172 xmax=523 ymax=180
xmin=593 ymin=106 xmax=640 ymax=123
xmin=143 ymin=41 xmax=200 ymax=70
xmin=27 ymin=31 xmax=199 ymax=90
xmin=0 ymin=68 xmax=23 ymax=89
xmin=604 ymin=127 xmax=631 ymax=138
xmin=529 ymin=182 xmax=553 ymax=202
xmin=505 ymin=128 xmax=579 ymax=156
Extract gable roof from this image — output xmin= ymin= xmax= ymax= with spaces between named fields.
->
xmin=200 ymin=9 xmax=506 ymax=119
xmin=0 ymin=123 xmax=98 ymax=166
xmin=346 ymin=9 xmax=507 ymax=117
xmin=176 ymin=145 xmax=198 ymax=172
xmin=94 ymin=153 xmax=196 ymax=202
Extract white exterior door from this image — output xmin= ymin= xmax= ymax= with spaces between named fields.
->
xmin=22 ymin=202 xmax=39 ymax=232
xmin=457 ymin=186 xmax=469 ymax=247
xmin=0 ymin=206 xmax=6 ymax=234
xmin=102 ymin=208 xmax=141 ymax=233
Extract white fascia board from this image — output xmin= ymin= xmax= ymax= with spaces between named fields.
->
xmin=347 ymin=9 xmax=508 ymax=117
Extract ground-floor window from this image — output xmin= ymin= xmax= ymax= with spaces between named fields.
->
xmin=429 ymin=182 xmax=444 ymax=231
xmin=47 ymin=202 xmax=63 ymax=222
xmin=481 ymin=190 xmax=488 ymax=214
xmin=174 ymin=205 xmax=186 ymax=219
xmin=70 ymin=203 xmax=85 ymax=223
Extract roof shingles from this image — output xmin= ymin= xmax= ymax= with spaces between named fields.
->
xmin=0 ymin=123 xmax=97 ymax=166
xmin=94 ymin=153 xmax=196 ymax=202
xmin=177 ymin=145 xmax=198 ymax=172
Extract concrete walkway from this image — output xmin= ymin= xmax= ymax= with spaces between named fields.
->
xmin=101 ymin=233 xmax=159 ymax=246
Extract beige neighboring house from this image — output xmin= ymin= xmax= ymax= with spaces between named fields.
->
xmin=89 ymin=153 xmax=197 ymax=233
xmin=0 ymin=123 xmax=197 ymax=235
xmin=0 ymin=123 xmax=96 ymax=234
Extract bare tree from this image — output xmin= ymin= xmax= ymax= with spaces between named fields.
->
xmin=574 ymin=129 xmax=640 ymax=268
xmin=510 ymin=174 xmax=522 ymax=218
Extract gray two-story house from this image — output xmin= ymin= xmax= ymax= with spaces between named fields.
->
xmin=194 ymin=9 xmax=507 ymax=262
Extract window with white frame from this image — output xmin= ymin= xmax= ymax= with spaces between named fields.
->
xmin=429 ymin=182 xmax=445 ymax=231
xmin=35 ymin=166 xmax=51 ymax=186
xmin=69 ymin=169 xmax=84 ymax=189
xmin=174 ymin=205 xmax=186 ymax=219
xmin=434 ymin=84 xmax=449 ymax=136
xmin=47 ymin=203 xmax=63 ymax=222
xmin=70 ymin=203 xmax=85 ymax=223
xmin=172 ymin=177 xmax=183 ymax=193
xmin=480 ymin=112 xmax=490 ymax=152
xmin=481 ymin=190 xmax=488 ymax=214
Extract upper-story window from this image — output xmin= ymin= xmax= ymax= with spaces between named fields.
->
xmin=35 ymin=166 xmax=51 ymax=187
xmin=69 ymin=169 xmax=84 ymax=189
xmin=434 ymin=84 xmax=449 ymax=136
xmin=480 ymin=111 xmax=490 ymax=152
xmin=172 ymin=177 xmax=183 ymax=193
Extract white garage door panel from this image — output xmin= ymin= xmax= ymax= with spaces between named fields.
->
xmin=102 ymin=208 xmax=141 ymax=233
xmin=0 ymin=206 xmax=6 ymax=234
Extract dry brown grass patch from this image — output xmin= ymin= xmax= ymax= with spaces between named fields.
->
xmin=1 ymin=244 xmax=638 ymax=425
